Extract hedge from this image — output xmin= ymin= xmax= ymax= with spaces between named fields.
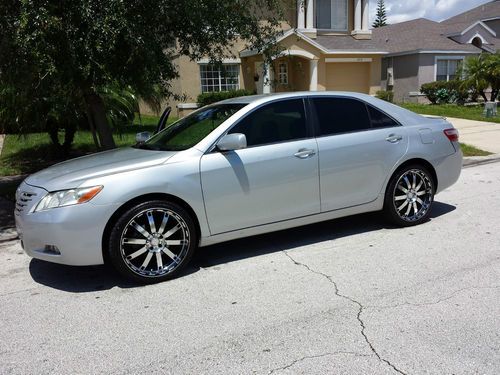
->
xmin=376 ymin=90 xmax=394 ymax=103
xmin=197 ymin=89 xmax=254 ymax=107
xmin=420 ymin=81 xmax=470 ymax=105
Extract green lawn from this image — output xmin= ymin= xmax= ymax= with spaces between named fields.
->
xmin=400 ymin=103 xmax=500 ymax=124
xmin=0 ymin=114 xmax=166 ymax=176
xmin=460 ymin=143 xmax=493 ymax=157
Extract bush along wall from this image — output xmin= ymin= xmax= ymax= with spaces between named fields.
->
xmin=420 ymin=81 xmax=470 ymax=105
xmin=197 ymin=89 xmax=254 ymax=107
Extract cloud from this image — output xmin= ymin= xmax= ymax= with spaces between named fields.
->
xmin=369 ymin=0 xmax=492 ymax=25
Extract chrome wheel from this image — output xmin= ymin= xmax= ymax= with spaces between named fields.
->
xmin=393 ymin=169 xmax=433 ymax=222
xmin=120 ymin=208 xmax=190 ymax=278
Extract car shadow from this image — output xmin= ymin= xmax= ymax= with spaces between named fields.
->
xmin=28 ymin=201 xmax=455 ymax=293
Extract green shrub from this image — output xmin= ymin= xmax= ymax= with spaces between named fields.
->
xmin=197 ymin=89 xmax=254 ymax=107
xmin=376 ymin=90 xmax=394 ymax=103
xmin=420 ymin=81 xmax=470 ymax=105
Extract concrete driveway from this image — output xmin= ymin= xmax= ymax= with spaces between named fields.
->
xmin=447 ymin=117 xmax=500 ymax=154
xmin=1 ymin=162 xmax=499 ymax=374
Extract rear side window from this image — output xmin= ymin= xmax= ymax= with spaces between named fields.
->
xmin=311 ymin=98 xmax=371 ymax=136
xmin=229 ymin=99 xmax=307 ymax=147
xmin=368 ymin=105 xmax=400 ymax=128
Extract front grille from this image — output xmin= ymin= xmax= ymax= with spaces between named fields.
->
xmin=15 ymin=191 xmax=38 ymax=214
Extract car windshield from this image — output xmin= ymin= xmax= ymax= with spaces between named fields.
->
xmin=137 ymin=103 xmax=247 ymax=151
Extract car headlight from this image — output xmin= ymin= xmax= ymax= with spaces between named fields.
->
xmin=34 ymin=186 xmax=103 ymax=212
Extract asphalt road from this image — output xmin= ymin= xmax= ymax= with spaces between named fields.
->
xmin=1 ymin=162 xmax=499 ymax=375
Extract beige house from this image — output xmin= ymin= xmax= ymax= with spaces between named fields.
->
xmin=160 ymin=0 xmax=385 ymax=117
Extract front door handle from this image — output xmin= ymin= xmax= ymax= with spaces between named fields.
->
xmin=294 ymin=149 xmax=316 ymax=159
xmin=386 ymin=134 xmax=403 ymax=143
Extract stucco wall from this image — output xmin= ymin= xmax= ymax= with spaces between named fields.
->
xmin=384 ymin=54 xmax=420 ymax=103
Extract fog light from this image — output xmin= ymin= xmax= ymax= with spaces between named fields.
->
xmin=43 ymin=245 xmax=61 ymax=255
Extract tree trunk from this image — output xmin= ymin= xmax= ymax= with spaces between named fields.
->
xmin=84 ymin=92 xmax=116 ymax=149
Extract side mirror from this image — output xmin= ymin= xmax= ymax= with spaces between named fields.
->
xmin=217 ymin=133 xmax=247 ymax=151
xmin=135 ymin=132 xmax=151 ymax=143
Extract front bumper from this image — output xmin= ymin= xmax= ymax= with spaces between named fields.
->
xmin=15 ymin=181 xmax=120 ymax=266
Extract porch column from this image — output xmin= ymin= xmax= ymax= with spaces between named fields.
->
xmin=297 ymin=0 xmax=305 ymax=29
xmin=263 ymin=63 xmax=272 ymax=94
xmin=354 ymin=0 xmax=362 ymax=31
xmin=362 ymin=0 xmax=369 ymax=31
xmin=306 ymin=0 xmax=314 ymax=29
xmin=309 ymin=59 xmax=318 ymax=91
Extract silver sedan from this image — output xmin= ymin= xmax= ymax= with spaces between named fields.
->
xmin=15 ymin=92 xmax=462 ymax=282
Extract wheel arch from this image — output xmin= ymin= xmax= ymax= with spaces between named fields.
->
xmin=101 ymin=193 xmax=202 ymax=264
xmin=385 ymin=158 xmax=438 ymax=204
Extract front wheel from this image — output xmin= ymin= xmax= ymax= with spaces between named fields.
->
xmin=108 ymin=200 xmax=197 ymax=283
xmin=384 ymin=165 xmax=435 ymax=227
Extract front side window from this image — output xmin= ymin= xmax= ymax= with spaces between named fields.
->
xmin=200 ymin=64 xmax=240 ymax=93
xmin=311 ymin=98 xmax=371 ymax=136
xmin=316 ymin=0 xmax=348 ymax=31
xmin=140 ymin=104 xmax=246 ymax=151
xmin=436 ymin=59 xmax=462 ymax=81
xmin=229 ymin=99 xmax=307 ymax=147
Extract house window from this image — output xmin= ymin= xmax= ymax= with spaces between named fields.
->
xmin=200 ymin=64 xmax=240 ymax=93
xmin=278 ymin=63 xmax=288 ymax=84
xmin=316 ymin=0 xmax=348 ymax=31
xmin=436 ymin=58 xmax=463 ymax=82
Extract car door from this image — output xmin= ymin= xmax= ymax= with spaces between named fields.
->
xmin=310 ymin=97 xmax=408 ymax=212
xmin=200 ymin=98 xmax=320 ymax=235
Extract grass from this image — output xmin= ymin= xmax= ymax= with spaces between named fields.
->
xmin=0 ymin=114 xmax=167 ymax=176
xmin=460 ymin=143 xmax=493 ymax=157
xmin=400 ymin=103 xmax=500 ymax=124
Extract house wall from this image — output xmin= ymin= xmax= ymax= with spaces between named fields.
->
xmin=381 ymin=54 xmax=420 ymax=103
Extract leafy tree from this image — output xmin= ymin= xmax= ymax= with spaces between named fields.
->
xmin=460 ymin=53 xmax=500 ymax=102
xmin=0 ymin=0 xmax=284 ymax=149
xmin=372 ymin=0 xmax=388 ymax=28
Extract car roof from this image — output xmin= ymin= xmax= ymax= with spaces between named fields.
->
xmin=220 ymin=92 xmax=426 ymax=126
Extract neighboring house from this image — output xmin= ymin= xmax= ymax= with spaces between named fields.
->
xmin=162 ymin=0 xmax=384 ymax=117
xmin=375 ymin=1 xmax=500 ymax=103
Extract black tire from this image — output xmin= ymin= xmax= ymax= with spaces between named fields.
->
xmin=384 ymin=164 xmax=435 ymax=227
xmin=107 ymin=200 xmax=197 ymax=283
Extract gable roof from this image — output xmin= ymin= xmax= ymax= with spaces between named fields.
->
xmin=441 ymin=0 xmax=500 ymax=33
xmin=372 ymin=18 xmax=482 ymax=55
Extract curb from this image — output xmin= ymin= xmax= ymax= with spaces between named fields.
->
xmin=463 ymin=154 xmax=500 ymax=168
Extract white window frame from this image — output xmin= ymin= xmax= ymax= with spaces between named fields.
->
xmin=434 ymin=56 xmax=464 ymax=82
xmin=278 ymin=62 xmax=288 ymax=85
xmin=199 ymin=64 xmax=240 ymax=93
xmin=316 ymin=0 xmax=349 ymax=32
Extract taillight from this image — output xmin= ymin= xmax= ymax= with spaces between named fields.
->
xmin=444 ymin=128 xmax=459 ymax=142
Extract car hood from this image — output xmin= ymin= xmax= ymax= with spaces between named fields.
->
xmin=25 ymin=147 xmax=177 ymax=191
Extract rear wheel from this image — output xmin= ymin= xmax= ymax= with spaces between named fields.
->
xmin=108 ymin=200 xmax=197 ymax=283
xmin=384 ymin=165 xmax=434 ymax=227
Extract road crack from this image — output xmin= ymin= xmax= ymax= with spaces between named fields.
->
xmin=368 ymin=285 xmax=500 ymax=310
xmin=268 ymin=351 xmax=371 ymax=374
xmin=283 ymin=251 xmax=407 ymax=375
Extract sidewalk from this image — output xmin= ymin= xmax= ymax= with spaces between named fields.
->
xmin=446 ymin=117 xmax=500 ymax=154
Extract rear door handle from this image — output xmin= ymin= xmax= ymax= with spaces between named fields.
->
xmin=294 ymin=149 xmax=316 ymax=159
xmin=386 ymin=134 xmax=403 ymax=143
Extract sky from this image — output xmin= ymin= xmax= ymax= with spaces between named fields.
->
xmin=369 ymin=0 xmax=493 ymax=24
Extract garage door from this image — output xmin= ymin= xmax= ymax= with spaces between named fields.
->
xmin=326 ymin=63 xmax=370 ymax=93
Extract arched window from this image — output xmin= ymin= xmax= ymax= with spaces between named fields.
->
xmin=471 ymin=37 xmax=483 ymax=49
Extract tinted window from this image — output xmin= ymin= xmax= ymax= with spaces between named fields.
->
xmin=229 ymin=99 xmax=307 ymax=147
xmin=368 ymin=105 xmax=400 ymax=128
xmin=311 ymin=98 xmax=371 ymax=136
